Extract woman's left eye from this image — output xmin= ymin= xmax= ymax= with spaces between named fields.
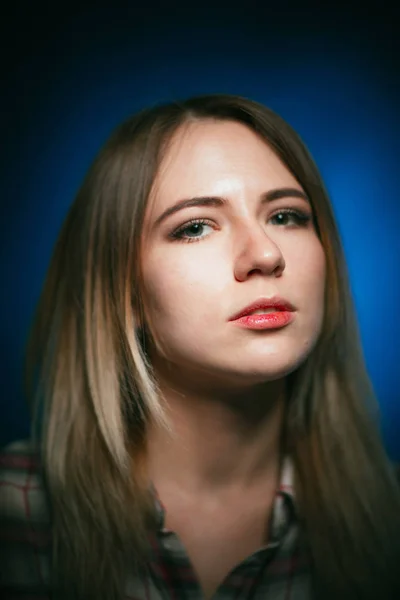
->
xmin=269 ymin=209 xmax=311 ymax=227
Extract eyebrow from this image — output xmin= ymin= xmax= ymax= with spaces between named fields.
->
xmin=153 ymin=187 xmax=310 ymax=227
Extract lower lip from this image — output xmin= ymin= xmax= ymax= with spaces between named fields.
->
xmin=232 ymin=311 xmax=294 ymax=330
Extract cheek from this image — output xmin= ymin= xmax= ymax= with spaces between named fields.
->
xmin=141 ymin=253 xmax=226 ymax=361
xmin=300 ymin=246 xmax=326 ymax=325
xmin=286 ymin=239 xmax=326 ymax=309
xmin=141 ymin=249 xmax=227 ymax=325
xmin=312 ymin=245 xmax=327 ymax=300
xmin=146 ymin=240 xmax=232 ymax=293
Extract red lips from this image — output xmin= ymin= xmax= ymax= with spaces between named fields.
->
xmin=229 ymin=296 xmax=295 ymax=321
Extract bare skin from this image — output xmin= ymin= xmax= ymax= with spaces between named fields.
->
xmin=147 ymin=381 xmax=285 ymax=598
xmin=141 ymin=120 xmax=326 ymax=597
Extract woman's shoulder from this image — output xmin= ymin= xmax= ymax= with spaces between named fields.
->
xmin=0 ymin=437 xmax=50 ymax=525
xmin=0 ymin=439 xmax=52 ymax=596
xmin=1 ymin=437 xmax=42 ymax=463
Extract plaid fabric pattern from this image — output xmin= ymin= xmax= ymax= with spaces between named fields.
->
xmin=0 ymin=440 xmax=312 ymax=599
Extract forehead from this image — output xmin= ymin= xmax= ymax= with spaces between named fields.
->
xmin=148 ymin=119 xmax=300 ymax=215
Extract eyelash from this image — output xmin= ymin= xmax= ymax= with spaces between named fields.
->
xmin=169 ymin=209 xmax=312 ymax=243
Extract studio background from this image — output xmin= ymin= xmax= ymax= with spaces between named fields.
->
xmin=1 ymin=2 xmax=399 ymax=460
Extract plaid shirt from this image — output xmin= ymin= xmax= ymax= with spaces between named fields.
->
xmin=0 ymin=439 xmax=312 ymax=599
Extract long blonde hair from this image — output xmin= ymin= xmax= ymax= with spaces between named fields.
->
xmin=27 ymin=95 xmax=400 ymax=599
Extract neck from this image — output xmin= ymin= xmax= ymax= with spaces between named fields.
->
xmin=147 ymin=373 xmax=287 ymax=496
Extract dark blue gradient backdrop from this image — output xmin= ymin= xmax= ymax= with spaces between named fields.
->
xmin=1 ymin=5 xmax=399 ymax=459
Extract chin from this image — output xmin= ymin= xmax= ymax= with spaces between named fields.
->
xmin=214 ymin=362 xmax=298 ymax=389
xmin=225 ymin=353 xmax=308 ymax=384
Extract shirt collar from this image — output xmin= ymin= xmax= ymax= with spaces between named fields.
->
xmin=269 ymin=455 xmax=297 ymax=543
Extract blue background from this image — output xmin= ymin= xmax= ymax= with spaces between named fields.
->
xmin=1 ymin=3 xmax=399 ymax=459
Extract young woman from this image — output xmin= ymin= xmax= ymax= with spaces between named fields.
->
xmin=1 ymin=94 xmax=399 ymax=600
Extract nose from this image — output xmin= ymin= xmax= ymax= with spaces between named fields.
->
xmin=233 ymin=225 xmax=285 ymax=282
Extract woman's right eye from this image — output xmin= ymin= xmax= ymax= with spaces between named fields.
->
xmin=170 ymin=219 xmax=214 ymax=243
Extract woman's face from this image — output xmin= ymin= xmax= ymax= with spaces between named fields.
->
xmin=140 ymin=120 xmax=326 ymax=390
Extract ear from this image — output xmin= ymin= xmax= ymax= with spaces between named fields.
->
xmin=132 ymin=302 xmax=147 ymax=345
xmin=134 ymin=311 xmax=143 ymax=332
xmin=131 ymin=290 xmax=144 ymax=331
